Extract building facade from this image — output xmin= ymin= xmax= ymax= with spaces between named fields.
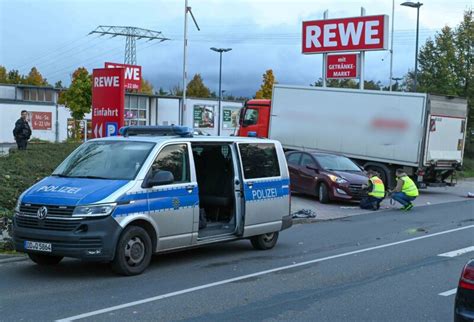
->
xmin=0 ymin=84 xmax=244 ymax=143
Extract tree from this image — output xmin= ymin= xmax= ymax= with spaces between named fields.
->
xmin=405 ymin=10 xmax=473 ymax=156
xmin=140 ymin=79 xmax=153 ymax=95
xmin=24 ymin=67 xmax=49 ymax=86
xmin=255 ymin=69 xmax=276 ymax=99
xmin=54 ymin=80 xmax=64 ymax=89
xmin=7 ymin=69 xmax=24 ymax=84
xmin=0 ymin=66 xmax=7 ymax=83
xmin=158 ymin=87 xmax=168 ymax=95
xmin=186 ymin=74 xmax=211 ymax=98
xmin=58 ymin=67 xmax=92 ymax=140
xmin=311 ymin=78 xmax=381 ymax=90
xmin=169 ymin=84 xmax=183 ymax=96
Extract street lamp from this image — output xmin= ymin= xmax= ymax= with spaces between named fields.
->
xmin=401 ymin=1 xmax=423 ymax=92
xmin=210 ymin=47 xmax=232 ymax=136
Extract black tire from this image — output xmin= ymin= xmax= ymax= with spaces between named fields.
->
xmin=28 ymin=253 xmax=63 ymax=266
xmin=250 ymin=232 xmax=279 ymax=250
xmin=318 ymin=183 xmax=330 ymax=204
xmin=112 ymin=226 xmax=152 ymax=276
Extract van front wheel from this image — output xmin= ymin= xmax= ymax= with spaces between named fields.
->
xmin=250 ymin=232 xmax=279 ymax=250
xmin=112 ymin=226 xmax=152 ymax=276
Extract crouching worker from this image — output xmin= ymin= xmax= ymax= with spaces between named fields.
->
xmin=360 ymin=170 xmax=385 ymax=210
xmin=391 ymin=169 xmax=419 ymax=211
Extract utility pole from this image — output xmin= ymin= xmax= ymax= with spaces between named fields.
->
xmin=89 ymin=26 xmax=169 ymax=65
xmin=182 ymin=1 xmax=200 ymax=125
xmin=401 ymin=2 xmax=423 ymax=92
xmin=389 ymin=0 xmax=395 ymax=91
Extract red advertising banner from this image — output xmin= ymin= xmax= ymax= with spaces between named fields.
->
xmin=30 ymin=112 xmax=52 ymax=130
xmin=104 ymin=62 xmax=142 ymax=91
xmin=327 ymin=53 xmax=359 ymax=79
xmin=302 ymin=15 xmax=388 ymax=54
xmin=91 ymin=68 xmax=125 ymax=138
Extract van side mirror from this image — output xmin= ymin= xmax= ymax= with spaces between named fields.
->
xmin=306 ymin=165 xmax=319 ymax=173
xmin=146 ymin=170 xmax=174 ymax=188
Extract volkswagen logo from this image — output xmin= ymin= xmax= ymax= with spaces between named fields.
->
xmin=37 ymin=206 xmax=48 ymax=220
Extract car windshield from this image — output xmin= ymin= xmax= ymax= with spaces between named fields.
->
xmin=52 ymin=141 xmax=155 ymax=180
xmin=314 ymin=155 xmax=361 ymax=172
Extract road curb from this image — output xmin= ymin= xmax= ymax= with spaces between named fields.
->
xmin=0 ymin=255 xmax=27 ymax=264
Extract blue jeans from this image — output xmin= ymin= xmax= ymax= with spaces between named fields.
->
xmin=392 ymin=192 xmax=416 ymax=207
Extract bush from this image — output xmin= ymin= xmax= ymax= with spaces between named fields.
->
xmin=0 ymin=142 xmax=80 ymax=218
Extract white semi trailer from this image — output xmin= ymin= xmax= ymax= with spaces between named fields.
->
xmin=239 ymin=85 xmax=468 ymax=188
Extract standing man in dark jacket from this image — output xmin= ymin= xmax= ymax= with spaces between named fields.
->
xmin=13 ymin=110 xmax=32 ymax=150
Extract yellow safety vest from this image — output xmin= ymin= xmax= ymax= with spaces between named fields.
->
xmin=401 ymin=176 xmax=419 ymax=197
xmin=368 ymin=176 xmax=385 ymax=198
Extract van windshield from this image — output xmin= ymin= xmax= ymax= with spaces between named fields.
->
xmin=52 ymin=141 xmax=155 ymax=180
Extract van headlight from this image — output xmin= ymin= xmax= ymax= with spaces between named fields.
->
xmin=73 ymin=203 xmax=116 ymax=217
xmin=14 ymin=198 xmax=21 ymax=212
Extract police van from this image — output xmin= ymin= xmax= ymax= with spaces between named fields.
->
xmin=13 ymin=126 xmax=292 ymax=275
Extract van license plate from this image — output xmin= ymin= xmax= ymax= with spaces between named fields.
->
xmin=24 ymin=241 xmax=52 ymax=252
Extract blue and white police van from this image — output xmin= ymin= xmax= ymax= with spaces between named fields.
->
xmin=13 ymin=126 xmax=292 ymax=275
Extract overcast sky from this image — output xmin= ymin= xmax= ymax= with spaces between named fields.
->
xmin=0 ymin=0 xmax=471 ymax=96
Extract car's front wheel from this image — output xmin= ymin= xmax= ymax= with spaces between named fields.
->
xmin=250 ymin=232 xmax=279 ymax=250
xmin=28 ymin=253 xmax=63 ymax=266
xmin=318 ymin=183 xmax=330 ymax=204
xmin=112 ymin=226 xmax=152 ymax=276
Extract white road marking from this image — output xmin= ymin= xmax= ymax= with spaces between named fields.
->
xmin=438 ymin=246 xmax=474 ymax=258
xmin=56 ymin=224 xmax=474 ymax=322
xmin=439 ymin=288 xmax=457 ymax=297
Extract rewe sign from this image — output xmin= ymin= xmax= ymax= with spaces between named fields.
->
xmin=327 ymin=53 xmax=358 ymax=79
xmin=105 ymin=62 xmax=142 ymax=90
xmin=91 ymin=68 xmax=125 ymax=138
xmin=302 ymin=15 xmax=388 ymax=54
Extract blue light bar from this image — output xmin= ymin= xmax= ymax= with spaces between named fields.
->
xmin=119 ymin=126 xmax=193 ymax=137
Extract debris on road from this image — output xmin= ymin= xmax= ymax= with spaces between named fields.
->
xmin=292 ymin=209 xmax=316 ymax=219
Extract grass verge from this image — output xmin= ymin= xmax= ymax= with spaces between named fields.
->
xmin=0 ymin=142 xmax=80 ymax=252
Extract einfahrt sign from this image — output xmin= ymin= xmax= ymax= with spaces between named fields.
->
xmin=104 ymin=62 xmax=142 ymax=91
xmin=91 ymin=68 xmax=125 ymax=138
xmin=302 ymin=15 xmax=389 ymax=54
xmin=326 ymin=53 xmax=359 ymax=79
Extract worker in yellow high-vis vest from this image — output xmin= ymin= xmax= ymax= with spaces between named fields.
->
xmin=391 ymin=169 xmax=419 ymax=211
xmin=360 ymin=170 xmax=385 ymax=210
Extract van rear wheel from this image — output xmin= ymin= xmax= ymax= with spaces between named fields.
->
xmin=112 ymin=226 xmax=152 ymax=276
xmin=250 ymin=232 xmax=279 ymax=250
xmin=28 ymin=253 xmax=63 ymax=266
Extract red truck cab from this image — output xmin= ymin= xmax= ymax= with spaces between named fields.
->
xmin=238 ymin=99 xmax=271 ymax=137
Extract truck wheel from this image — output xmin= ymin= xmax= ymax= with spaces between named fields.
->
xmin=250 ymin=232 xmax=279 ymax=250
xmin=28 ymin=253 xmax=63 ymax=266
xmin=112 ymin=226 xmax=152 ymax=276
xmin=318 ymin=183 xmax=330 ymax=204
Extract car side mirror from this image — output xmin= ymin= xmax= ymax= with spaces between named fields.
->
xmin=146 ymin=170 xmax=174 ymax=188
xmin=306 ymin=165 xmax=319 ymax=173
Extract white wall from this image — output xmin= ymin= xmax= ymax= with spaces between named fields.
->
xmin=156 ymin=98 xmax=180 ymax=126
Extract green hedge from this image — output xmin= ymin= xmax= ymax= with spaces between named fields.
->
xmin=0 ymin=142 xmax=80 ymax=218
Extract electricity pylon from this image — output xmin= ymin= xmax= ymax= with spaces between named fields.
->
xmin=89 ymin=26 xmax=169 ymax=65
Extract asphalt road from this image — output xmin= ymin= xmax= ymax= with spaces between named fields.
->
xmin=1 ymin=200 xmax=473 ymax=321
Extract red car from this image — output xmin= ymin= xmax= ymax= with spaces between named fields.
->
xmin=286 ymin=151 xmax=368 ymax=203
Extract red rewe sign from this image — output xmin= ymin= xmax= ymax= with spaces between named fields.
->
xmin=327 ymin=53 xmax=358 ymax=79
xmin=302 ymin=15 xmax=388 ymax=54
xmin=104 ymin=62 xmax=142 ymax=91
xmin=30 ymin=112 xmax=52 ymax=130
xmin=92 ymin=68 xmax=125 ymax=138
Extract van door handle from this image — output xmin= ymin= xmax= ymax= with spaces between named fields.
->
xmin=247 ymin=182 xmax=254 ymax=189
xmin=185 ymin=185 xmax=195 ymax=193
